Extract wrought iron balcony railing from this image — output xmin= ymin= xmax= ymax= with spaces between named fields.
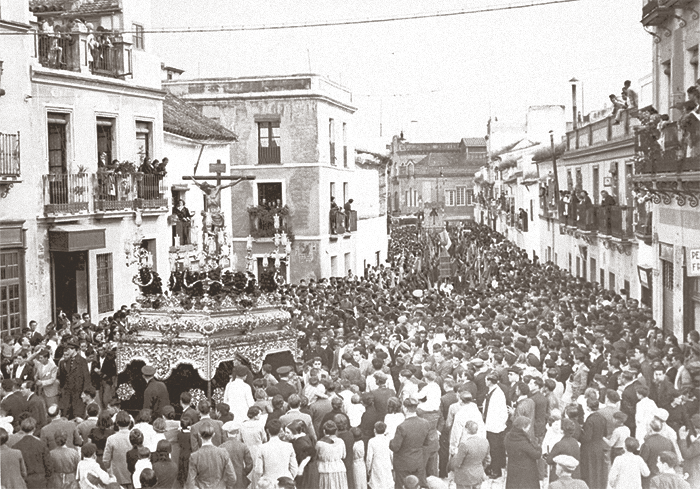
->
xmin=0 ymin=132 xmax=20 ymax=177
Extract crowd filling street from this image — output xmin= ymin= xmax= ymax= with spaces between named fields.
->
xmin=2 ymin=221 xmax=699 ymax=489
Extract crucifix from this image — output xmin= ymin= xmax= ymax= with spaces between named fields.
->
xmin=183 ymin=160 xmax=255 ymax=250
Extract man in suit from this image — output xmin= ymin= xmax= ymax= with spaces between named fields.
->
xmin=180 ymin=391 xmax=200 ymax=424
xmin=437 ymin=377 xmax=459 ymax=478
xmin=40 ymin=404 xmax=82 ymax=450
xmin=11 ymin=353 xmax=34 ymax=383
xmin=14 ymin=417 xmax=53 ymax=489
xmin=371 ymin=373 xmax=396 ymax=419
xmin=21 ymin=381 xmax=47 ymax=434
xmin=187 ymin=422 xmax=237 ymax=489
xmin=0 ymin=426 xmax=27 ymax=489
xmin=390 ymin=397 xmax=431 ymax=489
xmin=57 ymin=338 xmax=91 ymax=419
xmin=449 ymin=420 xmax=490 ymax=489
xmin=190 ymin=400 xmax=227 ymax=452
xmin=220 ymin=422 xmax=254 ymax=489
xmin=279 ymin=393 xmax=316 ymax=441
xmin=256 ymin=419 xmax=298 ymax=482
xmin=142 ymin=364 xmax=170 ymax=418
xmin=275 ymin=366 xmax=298 ymax=401
xmin=32 ymin=349 xmax=59 ymax=408
xmin=1 ymin=379 xmax=28 ymax=430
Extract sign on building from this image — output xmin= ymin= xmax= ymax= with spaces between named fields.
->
xmin=689 ymin=249 xmax=700 ymax=277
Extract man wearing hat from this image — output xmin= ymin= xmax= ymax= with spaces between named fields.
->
xmin=57 ymin=337 xmax=91 ymax=419
xmin=549 ymin=455 xmax=588 ymax=489
xmin=220 ymin=421 xmax=254 ymax=489
xmin=142 ymin=364 xmax=169 ymax=418
xmin=276 ymin=366 xmax=297 ymax=401
xmin=390 ymin=398 xmax=431 ymax=489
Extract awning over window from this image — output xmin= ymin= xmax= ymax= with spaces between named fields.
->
xmin=49 ymin=225 xmax=106 ymax=252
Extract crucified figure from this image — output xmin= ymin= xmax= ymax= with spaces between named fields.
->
xmin=192 ymin=180 xmax=239 ymax=235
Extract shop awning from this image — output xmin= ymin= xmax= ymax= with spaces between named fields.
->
xmin=49 ymin=225 xmax=106 ymax=252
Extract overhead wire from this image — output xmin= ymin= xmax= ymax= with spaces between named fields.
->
xmin=0 ymin=0 xmax=581 ymax=36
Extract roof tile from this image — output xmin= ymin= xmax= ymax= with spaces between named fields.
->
xmin=163 ymin=93 xmax=237 ymax=142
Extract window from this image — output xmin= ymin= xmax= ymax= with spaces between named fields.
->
xmin=258 ymin=182 xmax=283 ymax=207
xmin=96 ymin=117 xmax=115 ymax=164
xmin=330 ymin=182 xmax=336 ymax=200
xmin=662 ymin=260 xmax=674 ymax=290
xmin=47 ymin=113 xmax=68 ymax=174
xmin=609 ymin=272 xmax=616 ymax=292
xmin=689 ymin=46 xmax=698 ymax=90
xmin=329 ymin=119 xmax=336 ymax=165
xmin=132 ymin=24 xmax=144 ymax=50
xmin=96 ymin=253 xmax=113 ymax=314
xmin=590 ymin=258 xmax=597 ymax=283
xmin=330 ymin=255 xmax=338 ymax=276
xmin=456 ymin=187 xmax=466 ymax=206
xmin=466 ymin=189 xmax=474 ymax=205
xmin=445 ymin=189 xmax=455 ymax=206
xmin=343 ymin=182 xmax=348 ymax=204
xmin=547 ymin=246 xmax=552 ymax=262
xmin=624 ymin=279 xmax=630 ymax=296
xmin=258 ymin=121 xmax=281 ymax=164
xmin=575 ymin=167 xmax=582 ymax=191
xmin=592 ymin=167 xmax=599 ymax=205
xmin=600 ymin=269 xmax=605 ymax=288
xmin=342 ymin=123 xmax=348 ymax=167
xmin=0 ymin=251 xmax=22 ymax=336
xmin=135 ymin=121 xmax=152 ymax=165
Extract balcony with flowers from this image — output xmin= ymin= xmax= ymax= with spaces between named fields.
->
xmin=247 ymin=205 xmax=293 ymax=239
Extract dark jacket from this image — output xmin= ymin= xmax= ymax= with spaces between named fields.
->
xmin=220 ymin=438 xmax=253 ymax=489
xmin=371 ymin=387 xmax=396 ymax=419
xmin=389 ymin=415 xmax=431 ymax=471
xmin=547 ymin=435 xmax=581 ymax=482
xmin=26 ymin=393 xmax=48 ymax=434
xmin=1 ymin=391 xmax=28 ymax=429
xmin=580 ymin=411 xmax=609 ymax=489
xmin=504 ymin=428 xmax=541 ymax=489
xmin=143 ymin=377 xmax=170 ymax=417
xmin=14 ymin=434 xmax=53 ymax=488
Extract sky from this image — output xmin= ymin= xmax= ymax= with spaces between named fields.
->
xmin=149 ymin=0 xmax=651 ymax=150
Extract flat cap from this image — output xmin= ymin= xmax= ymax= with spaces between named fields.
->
xmin=276 ymin=366 xmax=292 ymax=375
xmin=552 ymin=454 xmax=579 ymax=471
xmin=141 ymin=365 xmax=156 ymax=377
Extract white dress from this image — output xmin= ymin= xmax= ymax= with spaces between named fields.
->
xmin=366 ymin=435 xmax=393 ymax=489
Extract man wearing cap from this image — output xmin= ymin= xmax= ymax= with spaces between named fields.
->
xmin=224 ymin=366 xmax=255 ymax=424
xmin=57 ymin=338 xmax=90 ymax=419
xmin=390 ymin=398 xmax=431 ymax=489
xmin=549 ymin=455 xmax=588 ymax=489
xmin=220 ymin=421 xmax=254 ymax=489
xmin=142 ymin=365 xmax=169 ymax=418
xmin=276 ymin=366 xmax=298 ymax=401
xmin=449 ymin=390 xmax=486 ymax=457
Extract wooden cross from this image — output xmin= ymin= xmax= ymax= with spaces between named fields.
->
xmin=182 ymin=160 xmax=256 ymax=187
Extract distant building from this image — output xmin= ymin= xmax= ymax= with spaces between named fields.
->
xmin=387 ymin=137 xmax=487 ymax=226
xmin=164 ymin=74 xmax=388 ymax=282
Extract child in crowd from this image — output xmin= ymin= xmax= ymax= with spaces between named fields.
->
xmin=604 ymin=411 xmax=630 ymax=464
xmin=351 ymin=427 xmax=367 ymax=489
xmin=607 ymin=437 xmax=649 ymax=489
xmin=366 ymin=421 xmax=393 ymax=489
xmin=347 ymin=394 xmax=365 ymax=428
xmin=133 ymin=446 xmax=152 ymax=489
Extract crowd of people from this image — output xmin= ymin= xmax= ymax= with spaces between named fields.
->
xmin=2 ymin=221 xmax=700 ymax=489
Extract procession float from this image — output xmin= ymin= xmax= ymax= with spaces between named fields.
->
xmin=116 ymin=168 xmax=297 ymax=408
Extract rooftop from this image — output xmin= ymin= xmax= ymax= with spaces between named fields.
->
xmin=163 ymin=93 xmax=238 ymax=142
xmin=30 ymin=0 xmax=121 ymax=15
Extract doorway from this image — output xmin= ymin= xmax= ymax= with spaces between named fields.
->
xmin=52 ymin=251 xmax=89 ymax=320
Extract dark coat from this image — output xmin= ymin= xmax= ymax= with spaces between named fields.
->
xmin=580 ymin=411 xmax=609 ymax=489
xmin=547 ymin=435 xmax=581 ymax=482
xmin=371 ymin=387 xmax=396 ymax=419
xmin=26 ymin=393 xmax=48 ymax=433
xmin=389 ymin=415 xmax=431 ymax=472
xmin=220 ymin=438 xmax=253 ymax=489
xmin=504 ymin=428 xmax=541 ymax=489
xmin=152 ymin=458 xmax=178 ymax=489
xmin=143 ymin=377 xmax=170 ymax=417
xmin=276 ymin=380 xmax=297 ymax=401
xmin=359 ymin=405 xmax=382 ymax=445
xmin=14 ymin=434 xmax=53 ymax=489
xmin=57 ymin=354 xmax=90 ymax=418
xmin=1 ymin=391 xmax=28 ymax=429
xmin=641 ymin=433 xmax=675 ymax=481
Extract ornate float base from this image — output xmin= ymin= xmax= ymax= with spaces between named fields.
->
xmin=117 ymin=305 xmax=297 ymax=381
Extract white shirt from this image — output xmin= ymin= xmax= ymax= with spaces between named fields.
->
xmin=483 ymin=385 xmax=508 ymax=434
xmin=224 ymin=378 xmax=254 ymax=423
xmin=417 ymin=382 xmax=441 ymax=412
xmin=635 ymin=397 xmax=657 ymax=443
xmin=450 ymin=402 xmax=486 ymax=455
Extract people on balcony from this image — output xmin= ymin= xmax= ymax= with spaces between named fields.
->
xmin=576 ymin=190 xmax=593 ymax=229
xmin=344 ymin=199 xmax=354 ymax=230
xmin=600 ymin=190 xmax=616 ymax=207
xmin=330 ymin=197 xmax=342 ymax=234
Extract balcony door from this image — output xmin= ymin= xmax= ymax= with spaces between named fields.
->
xmin=257 ymin=182 xmax=283 ymax=207
xmin=51 ymin=251 xmax=89 ymax=321
xmin=48 ymin=115 xmax=67 ymax=175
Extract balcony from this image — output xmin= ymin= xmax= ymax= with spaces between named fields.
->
xmin=36 ymin=31 xmax=132 ymax=79
xmin=642 ymin=0 xmax=675 ymax=26
xmin=248 ymin=206 xmax=291 ymax=238
xmin=0 ymin=132 xmax=20 ymax=178
xmin=634 ymin=121 xmax=700 ymax=174
xmin=43 ymin=171 xmax=167 ymax=216
xmin=566 ymin=111 xmax=632 ymax=151
xmin=558 ymin=203 xmax=634 ymax=241
xmin=258 ymin=145 xmax=281 ymax=164
xmin=43 ymin=172 xmax=90 ymax=215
